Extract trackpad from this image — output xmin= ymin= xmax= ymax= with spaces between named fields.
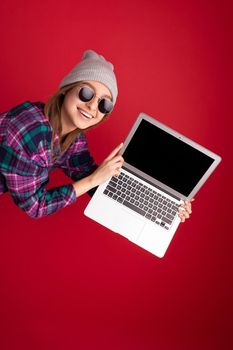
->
xmin=114 ymin=210 xmax=145 ymax=241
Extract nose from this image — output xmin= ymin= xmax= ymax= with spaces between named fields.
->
xmin=86 ymin=96 xmax=99 ymax=113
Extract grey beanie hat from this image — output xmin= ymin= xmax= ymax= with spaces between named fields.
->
xmin=59 ymin=49 xmax=118 ymax=105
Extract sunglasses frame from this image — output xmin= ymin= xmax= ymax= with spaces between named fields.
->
xmin=76 ymin=84 xmax=113 ymax=115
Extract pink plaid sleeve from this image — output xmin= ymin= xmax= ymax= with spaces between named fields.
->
xmin=1 ymin=144 xmax=77 ymax=219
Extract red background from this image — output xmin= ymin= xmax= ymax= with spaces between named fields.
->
xmin=0 ymin=1 xmax=232 ymax=349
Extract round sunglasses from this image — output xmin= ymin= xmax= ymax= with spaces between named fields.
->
xmin=77 ymin=85 xmax=113 ymax=114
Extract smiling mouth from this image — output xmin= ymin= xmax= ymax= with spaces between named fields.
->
xmin=78 ymin=108 xmax=93 ymax=119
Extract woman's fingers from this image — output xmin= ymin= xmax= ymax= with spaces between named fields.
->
xmin=90 ymin=144 xmax=124 ymax=187
xmin=179 ymin=199 xmax=195 ymax=223
xmin=179 ymin=209 xmax=190 ymax=218
xmin=180 ymin=203 xmax=192 ymax=214
xmin=105 ymin=143 xmax=124 ymax=161
xmin=179 ymin=209 xmax=189 ymax=223
xmin=110 ymin=159 xmax=124 ymax=176
xmin=103 ymin=154 xmax=124 ymax=172
xmin=110 ymin=154 xmax=124 ymax=166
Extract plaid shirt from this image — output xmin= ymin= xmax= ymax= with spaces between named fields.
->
xmin=0 ymin=101 xmax=97 ymax=218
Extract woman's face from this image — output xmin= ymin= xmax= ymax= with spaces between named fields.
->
xmin=60 ymin=80 xmax=112 ymax=135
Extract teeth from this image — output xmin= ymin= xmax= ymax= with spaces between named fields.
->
xmin=79 ymin=109 xmax=92 ymax=119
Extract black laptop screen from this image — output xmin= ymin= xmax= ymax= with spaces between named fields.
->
xmin=122 ymin=119 xmax=214 ymax=196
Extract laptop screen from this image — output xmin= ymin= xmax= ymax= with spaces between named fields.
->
xmin=122 ymin=119 xmax=215 ymax=196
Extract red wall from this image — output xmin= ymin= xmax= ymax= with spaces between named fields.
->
xmin=0 ymin=1 xmax=232 ymax=349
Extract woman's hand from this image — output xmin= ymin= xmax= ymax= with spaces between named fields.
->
xmin=178 ymin=199 xmax=195 ymax=223
xmin=90 ymin=143 xmax=124 ymax=188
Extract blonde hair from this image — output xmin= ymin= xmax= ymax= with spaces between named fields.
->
xmin=44 ymin=82 xmax=107 ymax=154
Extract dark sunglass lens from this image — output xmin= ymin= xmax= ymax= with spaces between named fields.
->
xmin=98 ymin=99 xmax=113 ymax=114
xmin=79 ymin=87 xmax=94 ymax=102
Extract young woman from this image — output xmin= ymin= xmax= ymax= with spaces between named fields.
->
xmin=0 ymin=49 xmax=193 ymax=221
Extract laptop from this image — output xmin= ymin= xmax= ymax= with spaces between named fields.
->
xmin=84 ymin=113 xmax=221 ymax=258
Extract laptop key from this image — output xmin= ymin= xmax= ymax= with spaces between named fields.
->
xmin=172 ymin=205 xmax=178 ymax=211
xmin=123 ymin=200 xmax=146 ymax=217
xmin=117 ymin=197 xmax=124 ymax=203
xmin=166 ymin=213 xmax=175 ymax=220
xmin=145 ymin=213 xmax=152 ymax=219
xmin=107 ymin=185 xmax=117 ymax=193
xmin=162 ymin=216 xmax=172 ymax=225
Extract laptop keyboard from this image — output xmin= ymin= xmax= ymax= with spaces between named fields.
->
xmin=103 ymin=172 xmax=180 ymax=230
